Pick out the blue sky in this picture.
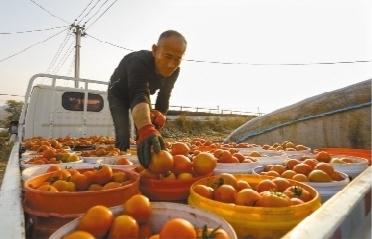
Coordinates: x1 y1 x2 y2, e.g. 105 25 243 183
1 0 371 114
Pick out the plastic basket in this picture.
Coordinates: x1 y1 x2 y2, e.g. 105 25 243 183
140 173 213 202
317 148 371 165
330 155 369 179
24 168 140 215
21 163 136 182
252 166 350 202
188 174 321 239
214 162 259 174
49 202 238 239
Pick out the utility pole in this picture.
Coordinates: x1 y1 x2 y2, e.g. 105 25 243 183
71 23 85 88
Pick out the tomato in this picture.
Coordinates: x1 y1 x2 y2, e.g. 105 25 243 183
213 173 238 189
283 186 312 202
63 230 95 239
255 179 277 192
235 188 262 206
108 215 139 239
256 191 291 207
124 194 152 224
159 218 197 239
214 184 237 203
51 180 76 192
271 177 291 192
149 150 174 174
193 184 214 199
71 172 89 191
92 165 113 185
78 205 113 238
196 226 230 239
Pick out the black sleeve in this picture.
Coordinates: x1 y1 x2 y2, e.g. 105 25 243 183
127 59 151 109
155 68 179 114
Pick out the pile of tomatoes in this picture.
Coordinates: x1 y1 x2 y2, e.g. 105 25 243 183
62 194 230 239
193 173 314 207
33 165 132 192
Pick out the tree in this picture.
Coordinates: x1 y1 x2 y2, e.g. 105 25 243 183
1 100 24 127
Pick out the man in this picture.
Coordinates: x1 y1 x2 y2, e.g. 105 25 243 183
107 30 187 167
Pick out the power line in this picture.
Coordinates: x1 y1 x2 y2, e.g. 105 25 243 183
85 0 119 30
86 33 134 51
183 58 372 66
84 0 111 25
0 25 68 35
46 32 73 73
77 0 102 25
85 34 372 66
75 0 96 21
28 0 70 24
0 28 67 63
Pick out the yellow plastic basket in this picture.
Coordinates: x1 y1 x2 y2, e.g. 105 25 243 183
188 174 321 239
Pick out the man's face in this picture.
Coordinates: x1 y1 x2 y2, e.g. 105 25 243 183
152 36 186 77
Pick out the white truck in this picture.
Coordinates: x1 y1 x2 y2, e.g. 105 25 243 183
0 74 370 238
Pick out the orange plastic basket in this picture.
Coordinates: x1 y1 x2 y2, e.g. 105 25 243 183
140 173 213 202
317 148 371 165
24 168 140 215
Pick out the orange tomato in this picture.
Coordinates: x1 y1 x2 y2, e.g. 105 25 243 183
256 191 291 207
235 188 262 206
270 165 286 175
214 184 237 203
232 152 245 163
88 184 103 191
172 155 193 174
112 171 128 183
51 180 76 192
192 152 217 176
149 150 174 174
36 184 58 192
271 177 291 192
193 184 214 199
292 173 309 182
124 194 152 224
314 162 335 176
290 197 304 205
159 218 197 239
255 179 277 192
236 180 251 191
286 159 300 170
78 205 113 238
92 165 113 185
283 186 312 202
63 230 95 239
103 181 122 190
196 226 230 239
46 164 62 173
293 163 312 176
315 151 331 163
302 158 319 169
214 173 238 189
71 172 89 191
281 170 297 179
108 215 139 239
171 142 190 156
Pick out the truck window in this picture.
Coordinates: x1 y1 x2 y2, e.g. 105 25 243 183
62 92 104 112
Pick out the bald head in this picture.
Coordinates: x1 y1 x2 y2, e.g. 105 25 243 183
157 30 187 46
152 30 187 77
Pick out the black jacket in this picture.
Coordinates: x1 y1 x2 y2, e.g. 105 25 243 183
108 50 179 114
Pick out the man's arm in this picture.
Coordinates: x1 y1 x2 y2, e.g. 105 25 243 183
132 102 152 129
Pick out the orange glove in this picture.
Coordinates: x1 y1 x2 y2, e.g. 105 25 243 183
150 110 166 129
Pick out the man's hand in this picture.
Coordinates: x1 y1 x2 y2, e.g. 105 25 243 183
150 110 166 129
136 124 166 168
